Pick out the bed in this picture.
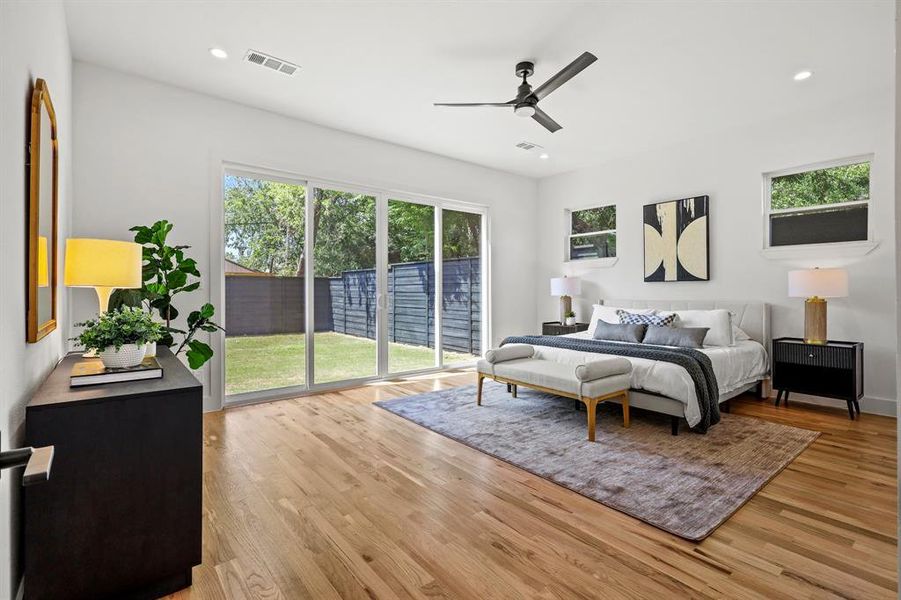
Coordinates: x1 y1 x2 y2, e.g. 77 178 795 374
529 299 771 434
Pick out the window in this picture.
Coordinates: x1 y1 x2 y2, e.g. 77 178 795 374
566 205 616 261
765 158 870 248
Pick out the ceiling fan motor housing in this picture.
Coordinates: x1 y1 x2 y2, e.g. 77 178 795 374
515 61 535 78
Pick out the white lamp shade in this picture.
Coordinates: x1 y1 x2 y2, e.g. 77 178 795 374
788 268 848 298
550 276 581 297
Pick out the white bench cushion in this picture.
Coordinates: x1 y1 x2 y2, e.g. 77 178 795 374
484 344 534 364
477 356 631 399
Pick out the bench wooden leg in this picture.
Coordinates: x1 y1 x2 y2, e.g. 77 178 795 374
585 398 598 442
476 374 484 406
621 391 630 428
511 384 517 398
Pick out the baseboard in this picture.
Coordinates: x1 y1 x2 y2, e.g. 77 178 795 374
766 392 896 417
203 394 219 412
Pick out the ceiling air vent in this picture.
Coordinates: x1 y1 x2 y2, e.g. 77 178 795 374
243 50 300 77
515 141 543 152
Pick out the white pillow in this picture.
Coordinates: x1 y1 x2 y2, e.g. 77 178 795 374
673 309 734 346
588 304 655 333
732 325 751 342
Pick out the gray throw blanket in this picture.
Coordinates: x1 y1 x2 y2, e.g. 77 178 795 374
501 335 720 433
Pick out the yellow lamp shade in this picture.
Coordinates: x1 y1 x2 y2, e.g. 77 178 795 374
37 235 49 287
64 238 142 288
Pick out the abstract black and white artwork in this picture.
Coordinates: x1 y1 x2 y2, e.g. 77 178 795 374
643 196 709 282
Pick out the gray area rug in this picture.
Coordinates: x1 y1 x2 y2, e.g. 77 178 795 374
375 381 819 541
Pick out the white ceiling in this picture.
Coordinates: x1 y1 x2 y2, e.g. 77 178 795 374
63 1 893 178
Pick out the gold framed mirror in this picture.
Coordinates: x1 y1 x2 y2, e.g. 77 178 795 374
27 78 59 343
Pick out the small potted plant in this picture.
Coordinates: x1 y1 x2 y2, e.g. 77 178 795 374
72 307 164 369
564 310 576 326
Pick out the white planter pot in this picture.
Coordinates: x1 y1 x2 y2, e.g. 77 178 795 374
98 343 147 369
145 341 157 358
565 317 576 326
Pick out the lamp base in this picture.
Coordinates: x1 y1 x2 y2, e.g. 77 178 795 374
803 297 827 345
559 295 572 325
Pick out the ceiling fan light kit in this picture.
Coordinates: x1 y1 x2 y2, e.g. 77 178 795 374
514 105 536 117
434 52 597 133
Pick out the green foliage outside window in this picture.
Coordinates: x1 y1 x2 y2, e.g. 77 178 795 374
571 205 615 234
770 162 869 210
225 176 481 277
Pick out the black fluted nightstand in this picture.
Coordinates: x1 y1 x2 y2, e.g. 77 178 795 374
542 321 590 335
772 337 864 420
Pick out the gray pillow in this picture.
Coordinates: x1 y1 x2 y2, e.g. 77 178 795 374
643 326 709 348
593 321 647 343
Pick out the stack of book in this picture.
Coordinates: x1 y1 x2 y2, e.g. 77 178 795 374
70 356 164 387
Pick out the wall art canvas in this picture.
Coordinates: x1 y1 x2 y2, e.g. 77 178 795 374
643 196 709 282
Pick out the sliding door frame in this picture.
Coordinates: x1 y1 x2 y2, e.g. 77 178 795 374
305 179 385 385
213 160 490 409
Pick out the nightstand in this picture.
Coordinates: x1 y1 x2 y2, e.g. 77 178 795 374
542 321 590 335
772 337 864 420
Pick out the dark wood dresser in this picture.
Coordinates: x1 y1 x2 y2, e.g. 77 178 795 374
24 348 202 600
772 337 864 419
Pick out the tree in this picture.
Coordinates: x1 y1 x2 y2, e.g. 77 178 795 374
225 176 483 276
771 162 869 210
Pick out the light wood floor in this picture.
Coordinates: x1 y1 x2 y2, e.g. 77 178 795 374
169 370 897 600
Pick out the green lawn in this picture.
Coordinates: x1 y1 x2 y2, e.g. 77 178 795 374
225 331 474 395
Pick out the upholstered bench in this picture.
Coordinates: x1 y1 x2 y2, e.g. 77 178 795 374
476 344 632 442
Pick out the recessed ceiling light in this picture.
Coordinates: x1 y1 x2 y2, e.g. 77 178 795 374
539 153 550 160
209 47 228 60
793 70 812 81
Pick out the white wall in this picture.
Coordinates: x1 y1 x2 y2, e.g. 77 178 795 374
71 62 538 408
536 91 896 415
0 1 73 597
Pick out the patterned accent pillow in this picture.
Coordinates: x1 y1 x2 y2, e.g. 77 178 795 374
617 309 676 327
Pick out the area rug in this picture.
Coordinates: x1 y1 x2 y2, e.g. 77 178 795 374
375 381 819 541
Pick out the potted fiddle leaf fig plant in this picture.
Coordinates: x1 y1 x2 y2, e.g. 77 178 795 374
110 220 223 369
72 307 163 369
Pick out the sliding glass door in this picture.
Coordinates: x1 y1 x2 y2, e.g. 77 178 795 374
311 186 378 384
223 173 307 396
222 169 487 403
387 199 436 373
441 208 483 365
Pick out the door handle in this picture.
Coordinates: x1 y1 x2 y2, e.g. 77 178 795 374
0 446 54 486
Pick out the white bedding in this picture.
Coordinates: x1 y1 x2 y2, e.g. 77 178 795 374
530 332 769 427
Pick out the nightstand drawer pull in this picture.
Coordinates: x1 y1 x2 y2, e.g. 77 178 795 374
774 343 853 369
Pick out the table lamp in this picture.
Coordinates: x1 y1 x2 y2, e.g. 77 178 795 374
64 238 143 314
550 276 581 325
788 268 848 345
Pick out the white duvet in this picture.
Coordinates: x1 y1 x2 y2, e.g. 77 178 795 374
530 332 769 427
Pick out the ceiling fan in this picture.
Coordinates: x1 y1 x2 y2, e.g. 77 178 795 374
434 51 597 133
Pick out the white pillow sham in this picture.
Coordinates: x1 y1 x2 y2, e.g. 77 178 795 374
673 309 734 346
588 304 655 332
732 324 751 342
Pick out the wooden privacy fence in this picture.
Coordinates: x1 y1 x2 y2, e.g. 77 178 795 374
225 257 480 355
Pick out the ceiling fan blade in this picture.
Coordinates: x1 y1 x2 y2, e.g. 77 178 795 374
531 52 597 101
532 107 562 133
433 102 513 107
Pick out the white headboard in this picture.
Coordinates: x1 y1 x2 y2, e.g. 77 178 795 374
601 299 771 349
